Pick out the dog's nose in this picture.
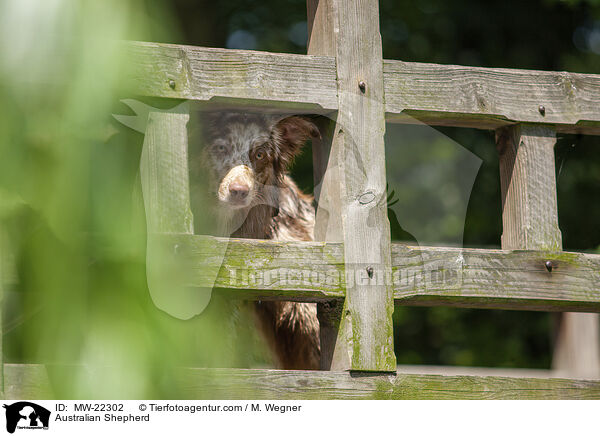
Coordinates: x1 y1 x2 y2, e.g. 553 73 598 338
229 183 249 200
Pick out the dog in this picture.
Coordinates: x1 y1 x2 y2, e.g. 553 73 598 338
192 112 321 370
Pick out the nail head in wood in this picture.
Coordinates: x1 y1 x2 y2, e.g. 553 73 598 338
358 80 366 93
169 79 176 90
367 266 374 279
545 260 553 272
538 105 546 116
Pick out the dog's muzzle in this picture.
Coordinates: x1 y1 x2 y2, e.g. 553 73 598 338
218 165 255 207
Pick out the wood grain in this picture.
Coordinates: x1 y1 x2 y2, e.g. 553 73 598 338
5 364 600 399
124 41 338 113
384 60 600 134
307 0 346 371
496 125 600 378
0 229 6 392
140 104 213 319
161 235 600 312
307 0 336 56
392 244 600 312
140 104 194 235
302 0 396 372
174 367 600 399
553 313 600 379
163 234 345 300
496 125 562 251
2 365 53 400
123 42 600 134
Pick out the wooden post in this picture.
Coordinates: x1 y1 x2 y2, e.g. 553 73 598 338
497 125 562 251
553 313 600 379
307 0 396 372
140 103 194 235
140 102 213 320
0 227 6 395
496 124 600 379
308 0 345 370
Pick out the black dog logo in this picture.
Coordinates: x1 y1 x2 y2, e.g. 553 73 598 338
3 402 50 433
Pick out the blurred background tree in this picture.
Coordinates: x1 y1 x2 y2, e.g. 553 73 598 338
0 0 599 400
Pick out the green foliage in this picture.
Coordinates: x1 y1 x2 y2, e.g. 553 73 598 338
0 0 272 398
393 306 553 368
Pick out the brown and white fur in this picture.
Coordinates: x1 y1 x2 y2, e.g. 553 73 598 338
195 112 321 370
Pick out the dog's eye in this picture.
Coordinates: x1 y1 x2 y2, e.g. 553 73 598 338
213 142 228 154
256 151 264 160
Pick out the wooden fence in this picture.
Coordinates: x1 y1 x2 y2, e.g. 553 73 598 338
2 0 600 399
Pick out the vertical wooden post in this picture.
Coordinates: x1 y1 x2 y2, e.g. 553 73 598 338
496 124 600 379
309 116 344 370
140 102 211 320
308 0 396 372
308 0 344 370
0 228 6 394
553 313 600 379
497 125 562 251
141 102 194 235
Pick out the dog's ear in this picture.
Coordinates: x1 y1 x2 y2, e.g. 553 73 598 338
272 116 320 168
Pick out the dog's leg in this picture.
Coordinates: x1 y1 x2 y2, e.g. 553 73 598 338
254 301 320 370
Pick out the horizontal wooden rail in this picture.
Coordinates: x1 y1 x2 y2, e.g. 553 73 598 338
176 368 600 399
125 41 600 134
392 245 600 312
4 364 600 399
153 234 345 300
158 234 600 312
124 41 338 113
384 60 600 134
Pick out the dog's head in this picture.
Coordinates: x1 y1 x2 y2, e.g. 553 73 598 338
201 113 319 210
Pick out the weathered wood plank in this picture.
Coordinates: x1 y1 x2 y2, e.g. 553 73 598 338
384 60 600 134
307 0 346 371
163 234 345 300
124 41 338 113
141 103 194 235
392 245 600 312
174 367 600 399
2 365 54 400
123 42 600 134
307 0 336 56
304 0 396 372
141 103 214 319
4 364 599 399
396 365 556 379
164 234 600 312
496 124 600 378
0 228 7 393
496 125 562 251
553 313 600 379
